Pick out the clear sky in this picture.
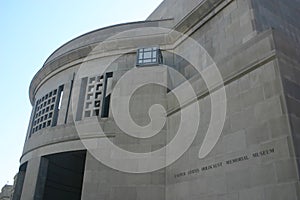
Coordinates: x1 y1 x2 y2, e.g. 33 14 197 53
0 0 163 188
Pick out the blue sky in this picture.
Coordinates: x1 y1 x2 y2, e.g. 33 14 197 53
0 0 163 187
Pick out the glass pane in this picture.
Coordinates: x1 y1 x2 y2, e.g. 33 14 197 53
152 51 157 58
144 52 152 59
139 53 144 59
144 48 152 51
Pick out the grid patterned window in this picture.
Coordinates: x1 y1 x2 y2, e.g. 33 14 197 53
83 72 113 118
84 75 104 118
136 47 163 66
31 86 63 134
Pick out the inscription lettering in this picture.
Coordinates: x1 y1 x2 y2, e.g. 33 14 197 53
226 156 249 165
253 148 275 158
174 147 275 179
201 162 222 171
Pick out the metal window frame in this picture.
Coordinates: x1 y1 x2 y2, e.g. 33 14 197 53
136 47 163 66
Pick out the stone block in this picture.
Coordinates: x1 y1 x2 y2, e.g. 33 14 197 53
254 96 283 122
239 187 265 200
275 159 298 183
250 163 276 187
230 106 256 132
222 130 247 153
263 79 282 99
268 115 290 138
264 183 298 200
240 86 264 109
226 168 251 192
245 122 270 146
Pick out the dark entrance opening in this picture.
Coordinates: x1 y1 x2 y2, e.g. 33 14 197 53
41 150 86 200
12 162 27 200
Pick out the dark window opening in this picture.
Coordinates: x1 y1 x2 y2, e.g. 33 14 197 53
101 72 113 118
96 84 102 91
84 110 91 118
95 92 101 99
95 101 101 107
101 94 111 118
93 109 100 116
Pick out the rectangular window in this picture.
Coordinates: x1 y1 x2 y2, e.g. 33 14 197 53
30 85 64 135
136 47 163 66
81 72 113 119
101 72 113 118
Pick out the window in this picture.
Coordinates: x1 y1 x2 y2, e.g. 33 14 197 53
136 47 163 66
82 72 113 118
30 85 64 135
101 72 113 118
83 75 104 118
58 91 63 109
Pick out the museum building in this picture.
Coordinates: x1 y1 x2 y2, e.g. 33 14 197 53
13 0 300 199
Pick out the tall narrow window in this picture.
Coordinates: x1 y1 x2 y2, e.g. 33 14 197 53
58 91 64 110
101 72 113 118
